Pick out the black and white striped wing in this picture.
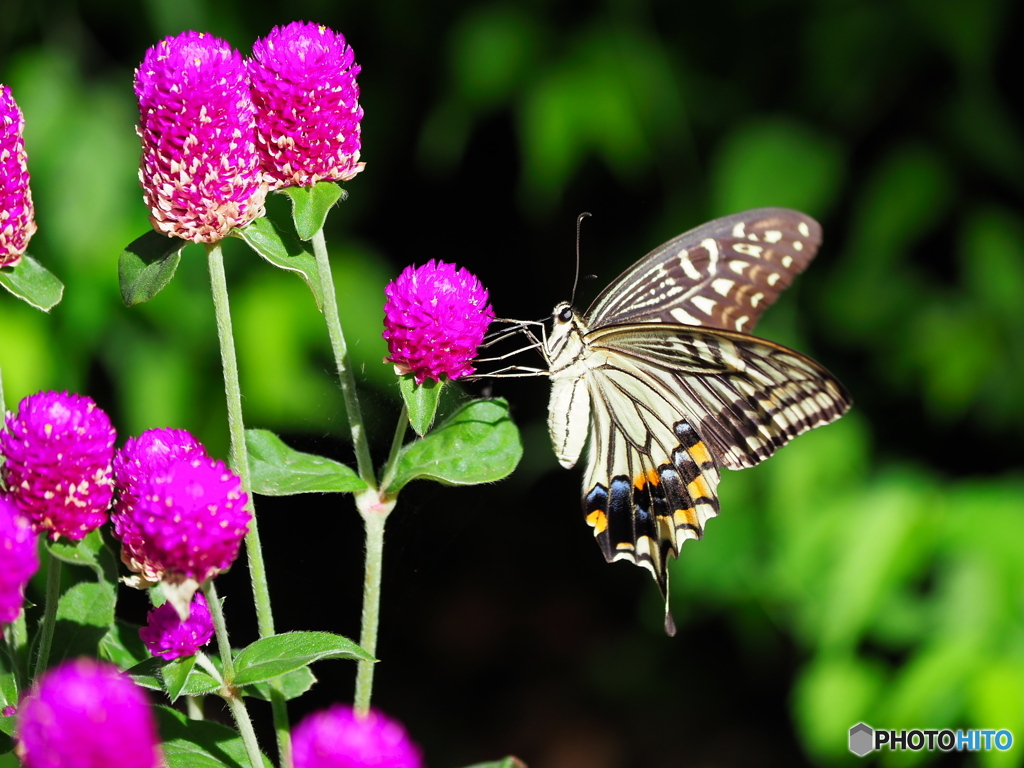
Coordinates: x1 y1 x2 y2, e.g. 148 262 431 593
580 323 850 609
586 208 822 333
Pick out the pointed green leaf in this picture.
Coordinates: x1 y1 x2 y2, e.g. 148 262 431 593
46 530 120 588
126 657 165 692
458 760 525 768
399 376 442 436
118 230 184 306
0 254 64 311
233 217 324 309
100 620 150 669
162 655 198 702
386 398 522 493
156 706 274 768
243 666 316 701
232 631 372 687
246 429 367 495
280 182 345 240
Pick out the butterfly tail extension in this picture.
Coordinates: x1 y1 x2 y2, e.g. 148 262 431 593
583 418 721 636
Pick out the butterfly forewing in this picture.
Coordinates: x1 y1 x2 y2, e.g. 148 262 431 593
586 208 822 333
588 323 852 470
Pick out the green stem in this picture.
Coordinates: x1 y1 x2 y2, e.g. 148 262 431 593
206 243 275 635
3 611 28 693
0 364 6 415
201 581 264 768
310 229 375 487
353 491 393 714
226 696 266 768
378 406 409 493
207 243 290 762
33 555 61 679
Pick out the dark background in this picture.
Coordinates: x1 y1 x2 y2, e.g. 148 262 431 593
3 0 1024 766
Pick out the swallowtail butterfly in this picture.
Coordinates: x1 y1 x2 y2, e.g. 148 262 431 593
542 208 851 634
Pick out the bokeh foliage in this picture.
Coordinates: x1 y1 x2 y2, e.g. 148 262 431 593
2 0 1022 766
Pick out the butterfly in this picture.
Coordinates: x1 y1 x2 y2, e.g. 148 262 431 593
540 208 851 635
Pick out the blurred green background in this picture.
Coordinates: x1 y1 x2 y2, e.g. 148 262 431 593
2 0 1023 766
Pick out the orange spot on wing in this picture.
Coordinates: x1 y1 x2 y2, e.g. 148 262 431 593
673 507 698 528
687 475 712 501
633 468 661 490
689 440 712 467
586 509 608 534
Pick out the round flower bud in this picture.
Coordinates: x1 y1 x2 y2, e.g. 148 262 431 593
135 31 267 243
0 391 116 540
139 591 214 660
292 706 423 768
249 22 364 189
122 455 250 584
112 428 206 583
0 495 39 624
15 658 162 768
382 260 494 384
0 84 37 266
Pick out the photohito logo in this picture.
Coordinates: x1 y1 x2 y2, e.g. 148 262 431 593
849 723 1013 756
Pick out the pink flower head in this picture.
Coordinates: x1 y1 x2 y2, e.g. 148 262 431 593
292 706 423 768
139 591 214 660
249 22 364 189
121 455 250 584
383 260 494 384
0 496 39 624
0 391 116 540
112 428 207 582
0 84 37 267
135 31 267 243
15 658 162 768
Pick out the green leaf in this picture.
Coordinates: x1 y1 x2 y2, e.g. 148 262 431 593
232 631 372 687
99 620 150 669
233 216 324 309
126 657 165 692
156 706 274 768
386 398 522 493
51 581 116 664
162 655 198 702
458 760 525 768
246 429 367 495
0 254 64 311
118 230 185 306
399 376 442 436
243 665 316 701
280 182 345 241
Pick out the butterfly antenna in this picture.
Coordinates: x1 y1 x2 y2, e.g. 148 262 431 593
570 212 591 306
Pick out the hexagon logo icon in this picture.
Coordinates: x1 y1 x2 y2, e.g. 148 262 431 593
849 723 874 756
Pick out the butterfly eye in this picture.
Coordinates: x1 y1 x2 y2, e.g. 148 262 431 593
558 306 573 323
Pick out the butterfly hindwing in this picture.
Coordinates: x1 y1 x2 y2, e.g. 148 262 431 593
587 208 822 333
581 349 723 595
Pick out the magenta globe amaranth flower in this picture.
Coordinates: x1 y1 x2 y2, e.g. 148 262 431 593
0 496 39 624
15 658 162 768
0 84 37 267
0 391 116 540
112 427 207 582
383 260 494 384
139 591 214 660
135 31 267 243
292 706 423 768
122 455 250 585
249 22 364 189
